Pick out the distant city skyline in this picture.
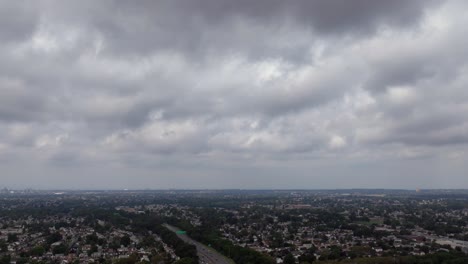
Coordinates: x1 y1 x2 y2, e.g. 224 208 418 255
1 0 468 189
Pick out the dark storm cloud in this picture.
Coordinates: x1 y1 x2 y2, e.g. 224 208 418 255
0 1 39 43
173 0 435 33
40 0 439 60
365 56 437 93
367 102 468 148
0 78 46 122
0 0 468 189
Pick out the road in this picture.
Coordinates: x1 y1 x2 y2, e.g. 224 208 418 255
163 224 233 264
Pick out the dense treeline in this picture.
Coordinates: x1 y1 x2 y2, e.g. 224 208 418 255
167 216 275 264
115 213 199 263
153 225 198 263
316 251 468 264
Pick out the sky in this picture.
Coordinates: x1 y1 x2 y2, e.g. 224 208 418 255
1 0 468 190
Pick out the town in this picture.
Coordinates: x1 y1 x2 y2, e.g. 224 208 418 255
0 189 468 264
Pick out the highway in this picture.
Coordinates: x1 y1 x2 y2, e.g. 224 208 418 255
163 224 233 264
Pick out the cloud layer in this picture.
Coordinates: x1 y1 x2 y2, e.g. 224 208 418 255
1 0 467 189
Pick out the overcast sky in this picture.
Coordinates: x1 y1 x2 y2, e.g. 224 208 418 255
1 0 468 189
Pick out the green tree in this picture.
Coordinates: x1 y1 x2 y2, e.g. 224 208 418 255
120 235 131 247
7 233 18 242
88 244 98 256
0 240 7 252
52 243 68 255
174 258 197 264
284 253 296 264
0 255 10 264
30 245 46 256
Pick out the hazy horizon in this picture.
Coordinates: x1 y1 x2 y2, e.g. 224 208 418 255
2 187 467 192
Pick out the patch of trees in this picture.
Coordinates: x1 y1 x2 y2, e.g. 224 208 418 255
153 225 198 263
168 216 275 264
122 213 198 262
314 251 468 264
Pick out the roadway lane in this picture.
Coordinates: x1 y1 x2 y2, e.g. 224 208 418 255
163 224 233 264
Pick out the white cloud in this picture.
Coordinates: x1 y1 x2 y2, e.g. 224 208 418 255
386 86 416 104
329 135 347 149
35 133 69 148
